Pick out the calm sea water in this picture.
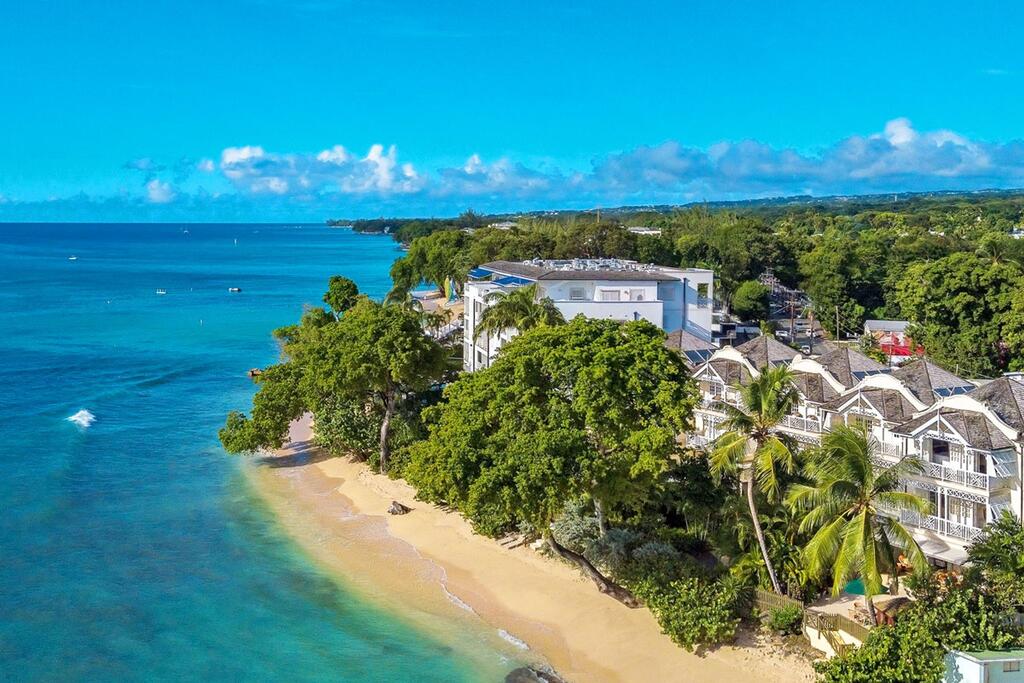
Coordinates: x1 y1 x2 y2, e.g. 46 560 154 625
0 224 507 682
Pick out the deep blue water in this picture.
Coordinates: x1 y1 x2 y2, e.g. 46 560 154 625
0 224 502 681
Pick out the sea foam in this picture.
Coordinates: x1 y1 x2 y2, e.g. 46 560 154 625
67 409 96 428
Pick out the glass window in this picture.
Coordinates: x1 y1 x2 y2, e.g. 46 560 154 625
629 288 644 301
569 287 585 301
1004 661 1021 673
599 290 621 302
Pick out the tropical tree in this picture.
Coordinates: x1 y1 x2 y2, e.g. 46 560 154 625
788 425 929 624
390 230 470 298
474 283 565 362
323 275 360 318
967 510 1024 611
406 318 697 605
709 365 799 594
220 290 448 474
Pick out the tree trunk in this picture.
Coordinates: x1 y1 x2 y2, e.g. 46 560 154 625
746 476 783 595
545 532 639 607
379 390 395 473
594 498 608 537
866 594 878 626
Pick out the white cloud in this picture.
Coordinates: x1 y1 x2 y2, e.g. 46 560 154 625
218 143 424 196
146 179 175 203
69 119 1024 220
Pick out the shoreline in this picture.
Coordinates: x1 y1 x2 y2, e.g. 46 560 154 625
248 416 816 682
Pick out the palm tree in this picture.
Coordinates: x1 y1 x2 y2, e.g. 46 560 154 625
710 365 799 594
787 425 929 624
474 284 564 357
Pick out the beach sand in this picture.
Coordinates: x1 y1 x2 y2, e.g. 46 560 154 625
248 416 817 683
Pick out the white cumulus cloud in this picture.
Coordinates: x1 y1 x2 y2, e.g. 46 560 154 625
145 179 175 203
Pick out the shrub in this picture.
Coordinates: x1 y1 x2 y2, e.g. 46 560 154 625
766 605 803 635
634 575 743 651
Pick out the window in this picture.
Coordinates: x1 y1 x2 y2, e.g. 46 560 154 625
629 288 644 302
473 300 483 317
931 439 950 464
696 283 710 308
569 287 585 301
599 290 621 302
1004 661 1021 673
476 350 486 365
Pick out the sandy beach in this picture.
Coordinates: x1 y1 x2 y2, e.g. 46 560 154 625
248 416 816 683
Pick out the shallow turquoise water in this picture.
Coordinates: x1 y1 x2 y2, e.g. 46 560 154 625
0 224 507 681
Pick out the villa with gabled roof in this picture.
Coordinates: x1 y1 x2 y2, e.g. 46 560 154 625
689 342 1024 566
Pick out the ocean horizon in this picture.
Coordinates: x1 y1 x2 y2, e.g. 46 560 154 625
0 223 516 681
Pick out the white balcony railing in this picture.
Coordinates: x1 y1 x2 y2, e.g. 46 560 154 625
877 505 983 543
877 441 901 458
916 460 1010 492
778 414 823 433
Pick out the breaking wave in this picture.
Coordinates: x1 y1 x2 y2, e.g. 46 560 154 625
67 409 96 428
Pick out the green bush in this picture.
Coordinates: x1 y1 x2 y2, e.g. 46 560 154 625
634 575 744 651
766 605 803 635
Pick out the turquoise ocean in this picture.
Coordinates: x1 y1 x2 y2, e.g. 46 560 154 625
0 223 513 681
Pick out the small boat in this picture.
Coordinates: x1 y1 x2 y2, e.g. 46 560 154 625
68 255 78 261
156 289 167 296
228 287 242 293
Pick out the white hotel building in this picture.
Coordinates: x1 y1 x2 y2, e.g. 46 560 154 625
463 259 715 371
689 335 1024 566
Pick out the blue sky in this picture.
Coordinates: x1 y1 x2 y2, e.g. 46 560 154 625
2 0 1023 221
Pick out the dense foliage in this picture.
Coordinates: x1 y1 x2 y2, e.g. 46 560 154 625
816 574 1024 682
219 282 450 472
405 317 698 603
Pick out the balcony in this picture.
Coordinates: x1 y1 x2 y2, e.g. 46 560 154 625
877 505 983 543
877 441 902 459
916 460 1011 492
778 414 823 434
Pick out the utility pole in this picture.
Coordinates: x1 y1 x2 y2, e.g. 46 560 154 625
835 305 840 341
789 298 796 342
808 306 816 351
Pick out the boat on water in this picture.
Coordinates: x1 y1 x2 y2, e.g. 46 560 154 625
228 287 242 293
156 289 167 295
68 255 78 261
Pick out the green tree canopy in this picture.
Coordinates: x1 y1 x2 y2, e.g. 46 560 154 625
893 252 1023 376
322 275 359 317
220 291 448 473
389 229 470 298
405 317 698 604
731 280 771 322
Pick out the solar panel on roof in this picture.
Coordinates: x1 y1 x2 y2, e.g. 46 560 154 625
493 275 533 286
934 386 973 398
684 350 713 365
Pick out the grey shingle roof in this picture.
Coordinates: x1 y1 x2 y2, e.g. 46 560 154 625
792 372 841 404
481 260 679 282
664 330 716 367
817 346 887 388
734 335 797 371
707 359 753 386
821 388 917 423
894 408 1014 450
971 376 1024 432
891 359 974 404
